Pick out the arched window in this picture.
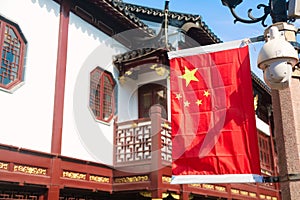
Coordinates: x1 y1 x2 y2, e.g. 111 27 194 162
0 15 27 91
89 67 115 122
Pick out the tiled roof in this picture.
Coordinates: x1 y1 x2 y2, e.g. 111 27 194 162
114 47 168 65
123 2 222 44
86 0 155 36
84 1 222 45
124 3 202 23
102 0 155 35
251 72 271 94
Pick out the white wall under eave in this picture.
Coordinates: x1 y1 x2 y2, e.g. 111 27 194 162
256 116 271 136
0 0 59 152
62 12 126 165
118 77 139 122
117 70 170 123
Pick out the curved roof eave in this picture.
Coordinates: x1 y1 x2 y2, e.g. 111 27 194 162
123 2 222 44
87 0 155 36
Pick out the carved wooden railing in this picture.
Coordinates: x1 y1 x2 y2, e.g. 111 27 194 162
115 105 172 166
161 119 172 163
115 119 152 164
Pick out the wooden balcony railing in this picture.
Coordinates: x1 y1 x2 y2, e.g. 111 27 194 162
161 119 172 163
115 119 152 164
114 105 172 166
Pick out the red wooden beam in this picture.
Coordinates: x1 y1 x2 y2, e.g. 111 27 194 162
0 171 50 186
113 182 151 192
0 149 51 168
60 160 113 176
60 178 112 192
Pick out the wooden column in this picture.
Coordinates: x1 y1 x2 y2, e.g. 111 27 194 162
48 0 71 199
180 185 190 200
149 105 163 200
47 156 62 200
51 0 71 154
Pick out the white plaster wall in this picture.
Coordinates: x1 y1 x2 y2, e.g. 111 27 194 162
0 0 59 152
256 116 270 136
117 77 139 122
61 12 127 165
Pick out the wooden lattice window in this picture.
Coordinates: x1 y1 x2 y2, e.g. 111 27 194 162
0 15 27 91
258 131 272 170
89 67 115 122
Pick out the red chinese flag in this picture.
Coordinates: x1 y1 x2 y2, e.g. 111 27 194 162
168 41 262 184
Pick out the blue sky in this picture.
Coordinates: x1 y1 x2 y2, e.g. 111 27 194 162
123 0 299 80
124 0 269 41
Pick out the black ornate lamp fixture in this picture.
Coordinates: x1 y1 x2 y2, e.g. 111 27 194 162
221 0 288 27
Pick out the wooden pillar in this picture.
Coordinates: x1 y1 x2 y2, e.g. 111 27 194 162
38 193 45 200
47 157 62 199
226 184 232 200
150 105 163 199
47 186 60 200
51 0 71 154
48 0 71 199
180 185 190 200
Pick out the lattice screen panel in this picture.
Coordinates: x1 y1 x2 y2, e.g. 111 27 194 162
161 122 172 162
116 121 152 163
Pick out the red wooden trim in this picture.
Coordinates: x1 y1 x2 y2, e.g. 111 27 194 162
61 160 113 176
49 1 71 199
113 182 151 192
0 150 51 168
116 118 151 126
60 178 112 192
51 0 71 155
0 171 50 186
0 22 5 63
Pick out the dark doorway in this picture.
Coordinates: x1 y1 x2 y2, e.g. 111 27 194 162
138 81 167 119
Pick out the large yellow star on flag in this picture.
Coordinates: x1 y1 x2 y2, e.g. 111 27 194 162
179 66 199 87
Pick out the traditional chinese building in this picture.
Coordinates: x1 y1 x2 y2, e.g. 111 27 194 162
0 0 280 199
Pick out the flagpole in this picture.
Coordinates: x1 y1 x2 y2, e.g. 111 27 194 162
164 0 169 49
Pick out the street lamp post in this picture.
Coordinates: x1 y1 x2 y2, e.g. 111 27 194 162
221 0 288 25
221 0 300 199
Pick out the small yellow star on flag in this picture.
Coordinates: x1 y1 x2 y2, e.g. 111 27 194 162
196 99 202 106
179 66 199 87
204 90 210 97
175 93 182 100
184 100 190 107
